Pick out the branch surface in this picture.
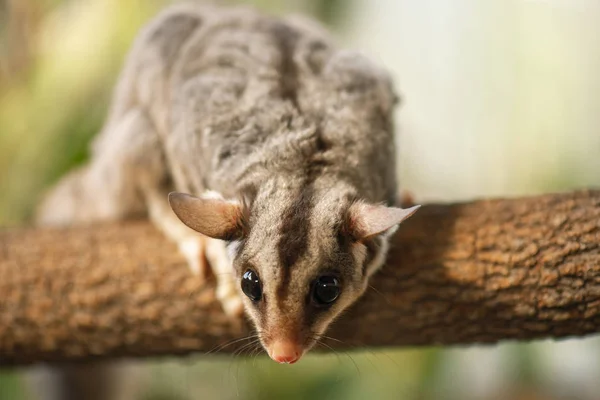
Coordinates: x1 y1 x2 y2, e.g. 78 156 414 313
1 190 599 366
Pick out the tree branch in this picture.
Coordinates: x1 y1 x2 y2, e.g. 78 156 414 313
1 190 599 366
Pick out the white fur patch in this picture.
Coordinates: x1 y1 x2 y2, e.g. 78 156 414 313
201 190 240 206
226 240 242 260
178 237 202 275
204 238 243 317
383 224 399 238
216 281 244 316
201 190 225 200
366 238 390 278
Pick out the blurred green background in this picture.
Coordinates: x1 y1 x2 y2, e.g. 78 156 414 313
2 0 600 399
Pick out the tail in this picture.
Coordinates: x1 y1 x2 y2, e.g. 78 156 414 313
35 160 146 227
35 167 94 226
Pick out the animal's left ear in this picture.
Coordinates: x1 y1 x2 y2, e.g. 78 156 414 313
346 202 420 241
168 192 248 241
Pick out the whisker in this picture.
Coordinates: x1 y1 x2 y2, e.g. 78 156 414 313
368 284 392 305
250 343 263 367
320 334 399 372
319 334 343 344
240 342 263 395
236 339 261 394
227 338 261 392
205 334 259 356
313 339 345 383
250 343 265 397
227 339 260 397
313 339 340 363
343 350 361 378
312 334 361 378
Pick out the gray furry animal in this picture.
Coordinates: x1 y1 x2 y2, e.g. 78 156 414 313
37 1 418 373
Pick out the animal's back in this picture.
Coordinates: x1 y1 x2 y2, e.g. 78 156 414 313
38 3 399 228
111 2 400 203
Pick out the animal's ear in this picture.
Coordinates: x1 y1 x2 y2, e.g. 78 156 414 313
345 202 420 241
168 192 248 241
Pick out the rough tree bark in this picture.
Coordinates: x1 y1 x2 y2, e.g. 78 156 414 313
1 190 599 366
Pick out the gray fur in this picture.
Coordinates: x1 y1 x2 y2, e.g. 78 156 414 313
33 3 416 397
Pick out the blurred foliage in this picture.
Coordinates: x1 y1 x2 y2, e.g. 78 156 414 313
0 371 25 400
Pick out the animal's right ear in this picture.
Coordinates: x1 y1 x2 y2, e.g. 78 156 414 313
345 202 420 242
168 192 248 241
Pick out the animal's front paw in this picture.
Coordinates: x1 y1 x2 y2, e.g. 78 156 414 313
181 235 243 317
178 236 209 280
216 280 244 317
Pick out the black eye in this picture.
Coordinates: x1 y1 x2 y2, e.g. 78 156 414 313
312 276 340 306
241 270 262 302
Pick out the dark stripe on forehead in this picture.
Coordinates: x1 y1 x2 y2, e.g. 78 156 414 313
274 126 333 303
276 181 315 300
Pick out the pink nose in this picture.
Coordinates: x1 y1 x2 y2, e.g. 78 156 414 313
268 340 303 364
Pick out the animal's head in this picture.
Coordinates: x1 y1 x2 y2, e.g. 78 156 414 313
169 186 418 364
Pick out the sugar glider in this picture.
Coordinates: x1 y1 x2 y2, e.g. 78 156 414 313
37 2 419 368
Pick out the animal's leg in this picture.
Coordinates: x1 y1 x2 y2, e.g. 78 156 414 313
146 187 246 315
205 238 244 317
144 187 212 280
